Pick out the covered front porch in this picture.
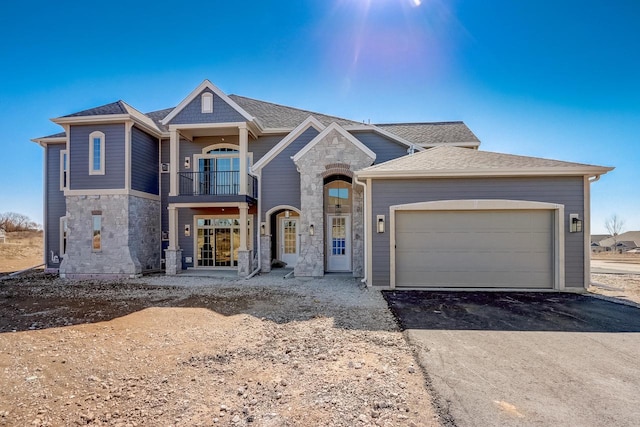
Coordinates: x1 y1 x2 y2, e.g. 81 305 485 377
165 202 257 277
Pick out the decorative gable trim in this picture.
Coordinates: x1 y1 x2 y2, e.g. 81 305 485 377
291 122 377 163
160 80 255 125
252 116 325 171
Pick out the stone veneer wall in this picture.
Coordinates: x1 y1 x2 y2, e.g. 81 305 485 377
128 195 161 271
60 194 160 278
293 128 374 277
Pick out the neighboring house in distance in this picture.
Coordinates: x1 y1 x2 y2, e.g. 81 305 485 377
598 231 640 253
591 234 611 253
32 80 613 291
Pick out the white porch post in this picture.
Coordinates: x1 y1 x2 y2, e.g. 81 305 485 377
239 124 248 196
237 203 251 276
239 203 248 251
165 205 182 275
169 128 179 196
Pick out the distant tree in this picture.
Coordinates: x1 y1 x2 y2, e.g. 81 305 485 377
0 212 41 232
605 214 626 253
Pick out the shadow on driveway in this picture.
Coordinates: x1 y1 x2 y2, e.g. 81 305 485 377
383 291 640 332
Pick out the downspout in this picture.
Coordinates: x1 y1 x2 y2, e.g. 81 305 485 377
353 174 367 285
246 170 261 279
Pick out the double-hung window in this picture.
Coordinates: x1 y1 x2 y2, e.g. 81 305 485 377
89 131 105 175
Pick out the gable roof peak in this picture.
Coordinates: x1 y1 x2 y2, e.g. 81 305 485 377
160 80 255 126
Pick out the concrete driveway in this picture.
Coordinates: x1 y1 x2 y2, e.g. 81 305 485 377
383 291 640 427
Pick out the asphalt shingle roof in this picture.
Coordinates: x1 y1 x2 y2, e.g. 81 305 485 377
375 122 480 146
360 145 609 174
63 101 129 117
228 95 360 128
598 231 640 248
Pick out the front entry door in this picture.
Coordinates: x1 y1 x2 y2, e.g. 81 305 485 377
326 214 351 272
280 218 298 267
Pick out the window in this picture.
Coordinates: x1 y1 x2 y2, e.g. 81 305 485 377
59 216 68 256
89 131 105 175
92 213 102 251
60 149 68 190
201 92 213 113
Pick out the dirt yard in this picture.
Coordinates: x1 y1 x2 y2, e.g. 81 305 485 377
0 274 440 427
0 231 44 274
591 252 640 264
590 273 640 306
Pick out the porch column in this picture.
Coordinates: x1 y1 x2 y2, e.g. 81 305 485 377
169 128 179 196
239 203 248 251
237 203 251 276
239 124 248 196
165 205 182 275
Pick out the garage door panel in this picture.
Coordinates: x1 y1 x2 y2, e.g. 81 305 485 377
397 270 552 288
395 210 553 289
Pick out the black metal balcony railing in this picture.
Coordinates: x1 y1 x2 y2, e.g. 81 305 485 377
178 171 258 198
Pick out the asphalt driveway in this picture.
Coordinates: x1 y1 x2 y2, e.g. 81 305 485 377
383 291 640 427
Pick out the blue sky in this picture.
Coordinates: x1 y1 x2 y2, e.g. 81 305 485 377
0 0 637 234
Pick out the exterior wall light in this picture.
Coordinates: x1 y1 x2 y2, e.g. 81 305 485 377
184 224 191 237
377 215 385 233
260 222 266 235
285 210 290 218
309 224 315 236
569 214 583 233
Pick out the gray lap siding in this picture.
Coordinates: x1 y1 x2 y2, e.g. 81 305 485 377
69 124 125 190
131 127 159 195
370 177 585 288
45 144 67 268
260 127 319 217
351 131 409 164
168 90 246 125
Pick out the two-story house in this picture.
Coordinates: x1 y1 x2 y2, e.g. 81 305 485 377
33 80 612 291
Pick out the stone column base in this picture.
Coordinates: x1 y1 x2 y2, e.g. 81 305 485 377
165 249 183 275
260 235 272 273
238 250 253 277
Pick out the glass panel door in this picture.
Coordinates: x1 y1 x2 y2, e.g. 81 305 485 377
197 228 214 267
215 228 232 267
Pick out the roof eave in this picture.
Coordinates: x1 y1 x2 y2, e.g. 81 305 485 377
51 114 163 137
30 136 67 146
356 167 614 179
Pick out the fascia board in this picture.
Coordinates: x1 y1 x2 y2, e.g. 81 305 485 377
52 114 131 125
356 167 614 179
52 114 162 137
31 137 66 146
160 79 255 125
253 116 326 171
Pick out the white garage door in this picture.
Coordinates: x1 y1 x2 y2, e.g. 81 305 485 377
395 210 554 289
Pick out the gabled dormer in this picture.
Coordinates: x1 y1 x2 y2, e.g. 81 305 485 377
161 80 257 129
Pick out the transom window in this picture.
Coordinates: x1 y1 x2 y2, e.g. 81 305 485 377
88 131 105 175
324 179 352 215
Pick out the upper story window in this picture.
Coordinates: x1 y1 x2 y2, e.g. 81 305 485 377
89 131 105 175
60 149 68 190
201 92 213 113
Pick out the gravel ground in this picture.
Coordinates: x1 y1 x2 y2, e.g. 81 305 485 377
590 272 640 306
0 272 440 427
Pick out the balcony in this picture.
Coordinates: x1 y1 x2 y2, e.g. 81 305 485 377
170 171 258 202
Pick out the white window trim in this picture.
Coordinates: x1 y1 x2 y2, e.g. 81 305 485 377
192 214 254 269
59 216 68 256
89 131 105 175
201 92 213 113
194 144 253 172
60 149 68 191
